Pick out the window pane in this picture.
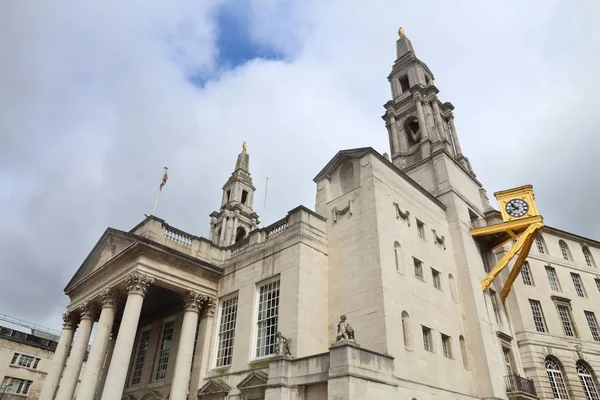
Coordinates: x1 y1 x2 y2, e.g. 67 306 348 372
256 279 280 358
545 358 569 399
546 267 561 292
585 311 600 342
521 262 533 286
154 320 175 380
529 300 547 333
130 329 151 385
557 306 575 337
571 273 586 297
216 295 239 367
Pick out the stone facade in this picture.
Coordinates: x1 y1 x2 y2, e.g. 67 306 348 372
38 32 600 400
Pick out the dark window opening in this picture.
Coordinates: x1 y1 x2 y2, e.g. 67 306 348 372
235 227 247 243
425 75 431 86
403 116 421 146
399 75 410 92
226 190 231 202
241 190 248 204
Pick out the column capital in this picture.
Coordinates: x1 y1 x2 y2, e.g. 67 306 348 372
201 296 216 318
100 288 118 309
79 300 96 321
125 272 154 296
183 291 202 313
62 312 76 329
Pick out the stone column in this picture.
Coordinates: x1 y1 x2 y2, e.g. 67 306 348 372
77 289 117 399
189 299 216 400
170 292 205 400
387 113 400 154
218 219 226 245
414 93 429 141
100 272 154 400
95 324 118 400
232 214 239 242
448 115 464 156
431 100 448 142
39 312 76 400
55 302 95 400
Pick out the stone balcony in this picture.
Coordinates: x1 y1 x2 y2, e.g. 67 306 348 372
505 374 538 400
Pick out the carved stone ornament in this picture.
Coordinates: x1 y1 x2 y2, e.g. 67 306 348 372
335 314 356 343
62 312 76 329
575 344 584 360
79 300 96 320
393 202 411 225
125 272 154 296
100 288 117 309
432 229 447 250
200 296 216 317
332 201 352 223
276 331 292 356
183 291 203 313
98 237 118 266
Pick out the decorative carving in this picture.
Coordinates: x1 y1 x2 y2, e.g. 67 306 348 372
200 296 216 317
393 202 411 225
79 300 95 320
335 315 356 343
431 229 447 250
98 237 118 266
100 288 117 309
125 272 154 296
62 312 76 329
332 201 352 223
575 344 584 360
413 92 422 101
398 27 405 37
276 331 292 356
183 291 202 313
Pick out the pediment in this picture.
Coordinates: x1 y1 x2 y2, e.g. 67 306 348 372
198 378 231 395
237 370 268 390
65 228 136 290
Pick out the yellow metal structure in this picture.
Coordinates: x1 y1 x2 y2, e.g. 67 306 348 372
470 185 544 301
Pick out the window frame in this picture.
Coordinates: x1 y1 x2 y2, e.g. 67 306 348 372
489 289 502 324
556 304 577 337
413 257 424 281
529 299 548 333
582 246 596 268
576 361 600 400
545 357 570 399
571 272 587 297
215 292 239 368
9 353 41 370
559 240 572 261
441 334 453 359
520 261 534 286
254 275 281 359
535 236 547 254
416 219 426 240
422 326 433 352
584 311 600 342
129 326 152 386
1 377 33 395
153 317 176 382
546 265 562 292
431 268 441 290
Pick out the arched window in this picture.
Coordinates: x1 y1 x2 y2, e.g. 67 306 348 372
394 242 403 273
545 357 570 399
401 311 411 349
576 361 599 400
535 235 547 254
235 227 247 243
583 247 596 268
559 240 572 261
449 273 458 302
340 161 355 194
459 336 469 370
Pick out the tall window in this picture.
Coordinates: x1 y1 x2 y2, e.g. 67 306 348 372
535 236 547 254
571 273 586 297
441 334 452 358
401 311 411 349
576 361 600 400
413 257 424 280
585 311 600 342
154 320 175 381
489 289 502 324
559 240 572 261
130 329 151 385
0 377 32 395
422 326 433 352
432 268 441 290
521 261 534 286
10 353 41 369
256 278 280 358
546 266 561 292
416 219 426 239
503 347 514 375
557 305 576 337
216 295 239 367
596 279 600 294
583 247 596 268
394 241 403 273
459 336 469 370
529 299 548 333
546 357 570 399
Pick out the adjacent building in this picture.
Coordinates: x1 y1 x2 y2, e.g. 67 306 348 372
37 31 600 400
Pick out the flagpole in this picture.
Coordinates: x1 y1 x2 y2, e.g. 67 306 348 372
152 167 168 216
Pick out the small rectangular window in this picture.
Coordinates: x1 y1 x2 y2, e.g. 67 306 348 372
130 329 151 386
584 311 600 342
529 299 547 333
571 273 586 297
557 305 576 337
416 220 426 239
520 261 534 286
413 258 424 280
154 320 175 381
432 268 441 290
10 353 19 365
422 326 433 352
545 266 561 292
503 347 514 375
226 190 231 202
256 278 280 358
441 334 452 358
216 295 239 367
489 289 502 324
241 190 248 204
399 75 410 92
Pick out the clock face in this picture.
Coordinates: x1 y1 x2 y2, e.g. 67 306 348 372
505 198 529 218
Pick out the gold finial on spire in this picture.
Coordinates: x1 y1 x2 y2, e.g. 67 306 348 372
398 27 405 37
242 141 247 152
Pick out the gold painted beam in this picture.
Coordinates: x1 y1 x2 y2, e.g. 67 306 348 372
470 216 543 237
500 226 540 301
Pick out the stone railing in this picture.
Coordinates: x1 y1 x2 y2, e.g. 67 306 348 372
164 227 193 248
266 217 288 240
230 237 250 256
470 215 503 230
505 374 537 397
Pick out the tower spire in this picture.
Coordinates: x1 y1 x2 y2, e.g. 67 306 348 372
208 143 259 247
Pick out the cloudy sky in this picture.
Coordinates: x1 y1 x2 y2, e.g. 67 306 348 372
1 1 599 331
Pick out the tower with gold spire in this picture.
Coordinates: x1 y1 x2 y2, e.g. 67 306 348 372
209 143 259 246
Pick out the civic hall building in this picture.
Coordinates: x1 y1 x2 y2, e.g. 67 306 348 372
38 32 600 400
